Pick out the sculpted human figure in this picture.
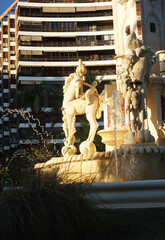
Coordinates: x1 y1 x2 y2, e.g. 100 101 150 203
130 88 141 133
115 1 156 143
125 81 145 133
125 82 132 131
76 59 87 95
118 31 155 135
85 81 99 105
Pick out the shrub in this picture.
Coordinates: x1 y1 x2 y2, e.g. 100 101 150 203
0 171 107 240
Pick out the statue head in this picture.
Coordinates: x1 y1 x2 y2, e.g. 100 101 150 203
76 59 87 76
92 81 97 87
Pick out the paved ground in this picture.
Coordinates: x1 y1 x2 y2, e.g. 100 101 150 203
102 208 165 240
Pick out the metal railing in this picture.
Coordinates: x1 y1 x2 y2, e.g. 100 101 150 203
19 69 116 77
20 40 114 47
20 54 114 62
54 0 111 2
19 0 111 3
19 10 112 18
19 25 113 32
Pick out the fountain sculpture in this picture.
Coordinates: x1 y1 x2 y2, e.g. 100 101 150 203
61 59 104 156
35 0 165 183
35 54 165 183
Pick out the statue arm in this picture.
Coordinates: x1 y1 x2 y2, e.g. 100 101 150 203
82 82 93 88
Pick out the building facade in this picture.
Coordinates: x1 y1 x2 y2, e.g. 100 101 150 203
0 0 116 155
0 0 164 155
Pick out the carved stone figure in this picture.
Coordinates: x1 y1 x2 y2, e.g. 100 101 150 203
125 83 132 131
61 60 104 156
117 32 155 135
125 81 145 133
124 80 147 144
85 81 99 105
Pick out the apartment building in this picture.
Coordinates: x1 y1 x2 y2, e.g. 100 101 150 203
0 0 116 155
0 0 165 155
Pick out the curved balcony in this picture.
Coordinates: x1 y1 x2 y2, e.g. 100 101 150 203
19 54 115 62
18 45 115 51
18 1 112 7
18 15 113 23
19 9 112 18
18 75 116 83
44 0 111 3
19 67 116 77
19 25 113 32
18 30 114 37
20 40 114 47
18 60 116 67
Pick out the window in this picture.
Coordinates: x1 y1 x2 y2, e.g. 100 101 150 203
150 22 156 32
10 20 15 28
4 136 9 143
11 138 17 143
10 33 15 37
3 80 9 88
4 125 9 131
3 95 9 102
103 35 114 41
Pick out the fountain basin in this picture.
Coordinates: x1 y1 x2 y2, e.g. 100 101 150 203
35 145 165 183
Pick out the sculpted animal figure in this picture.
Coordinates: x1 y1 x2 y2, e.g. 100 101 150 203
61 61 103 156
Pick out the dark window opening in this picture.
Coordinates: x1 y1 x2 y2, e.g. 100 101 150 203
150 22 156 32
161 96 165 121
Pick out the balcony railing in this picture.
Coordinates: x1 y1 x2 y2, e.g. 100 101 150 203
20 54 114 62
19 0 111 3
19 68 116 77
19 25 113 32
19 10 112 18
20 40 114 47
53 0 111 2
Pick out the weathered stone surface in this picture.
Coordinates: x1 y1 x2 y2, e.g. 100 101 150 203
34 146 165 183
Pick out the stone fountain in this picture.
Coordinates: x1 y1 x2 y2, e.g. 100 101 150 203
35 54 165 183
35 1 165 184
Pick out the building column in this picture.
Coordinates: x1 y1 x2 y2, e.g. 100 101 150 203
148 75 164 145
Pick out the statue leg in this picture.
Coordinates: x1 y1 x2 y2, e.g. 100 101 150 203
79 112 98 154
139 110 144 130
62 113 77 156
62 113 69 138
126 109 131 131
67 114 76 146
130 109 137 133
86 113 99 143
